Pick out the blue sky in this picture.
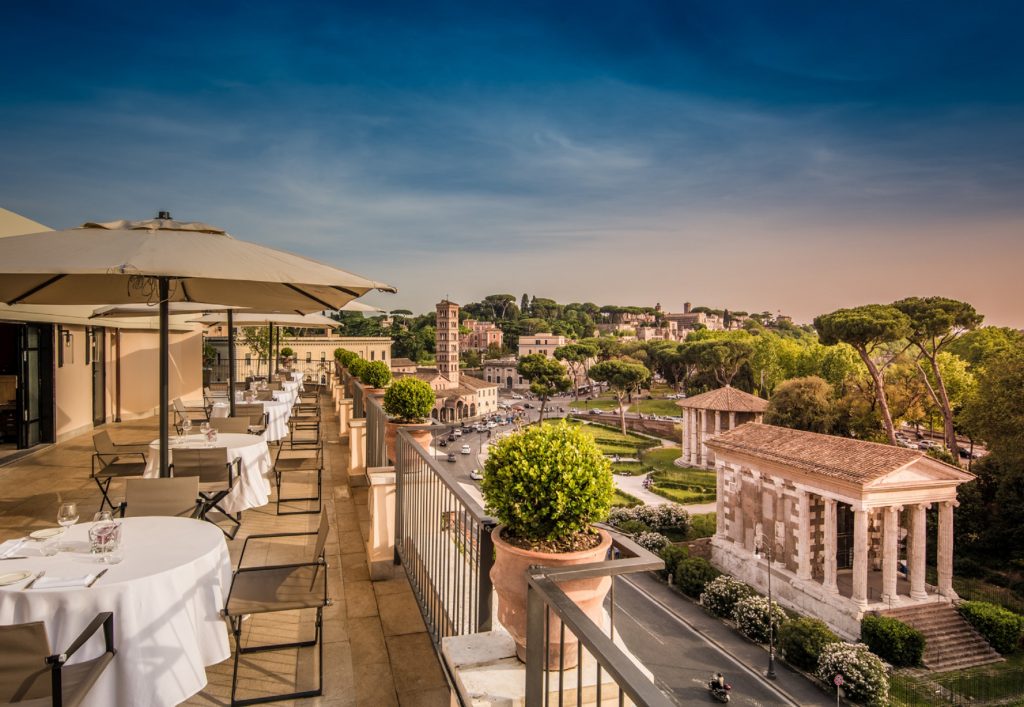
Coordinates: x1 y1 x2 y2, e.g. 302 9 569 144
3 1 1023 325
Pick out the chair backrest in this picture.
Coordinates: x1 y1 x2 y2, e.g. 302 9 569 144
93 429 115 455
313 512 330 562
234 404 266 427
170 447 233 486
268 381 283 390
210 417 251 434
123 477 200 518
256 390 274 401
172 397 186 414
209 382 228 392
0 622 51 702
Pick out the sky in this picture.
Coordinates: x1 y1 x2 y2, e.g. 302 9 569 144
2 1 1023 326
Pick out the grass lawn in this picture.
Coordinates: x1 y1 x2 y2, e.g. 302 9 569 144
611 489 642 507
892 652 1024 706
612 461 646 476
646 453 717 504
629 398 683 417
551 418 660 456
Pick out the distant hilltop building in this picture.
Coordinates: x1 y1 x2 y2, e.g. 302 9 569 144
391 300 498 423
460 319 503 353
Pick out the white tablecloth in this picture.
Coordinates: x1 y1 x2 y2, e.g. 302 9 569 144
145 433 273 513
0 517 231 707
211 399 292 442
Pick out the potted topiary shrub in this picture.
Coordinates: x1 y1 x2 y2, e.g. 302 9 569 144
481 421 615 669
279 346 295 366
382 377 435 462
359 360 393 408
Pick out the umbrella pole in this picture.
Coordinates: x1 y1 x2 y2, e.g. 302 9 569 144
228 310 237 417
159 277 170 478
268 323 274 376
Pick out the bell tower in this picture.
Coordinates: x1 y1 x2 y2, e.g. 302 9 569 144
435 300 460 385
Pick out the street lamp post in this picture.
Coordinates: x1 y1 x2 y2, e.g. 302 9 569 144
755 534 779 680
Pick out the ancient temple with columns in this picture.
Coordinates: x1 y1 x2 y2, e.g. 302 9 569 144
677 385 768 468
706 423 975 639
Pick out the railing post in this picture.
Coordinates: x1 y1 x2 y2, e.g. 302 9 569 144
477 522 496 632
366 465 397 580
525 580 546 707
348 419 367 485
338 398 353 438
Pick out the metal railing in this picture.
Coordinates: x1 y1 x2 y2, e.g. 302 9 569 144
366 394 389 468
525 529 674 707
351 378 366 419
395 429 496 644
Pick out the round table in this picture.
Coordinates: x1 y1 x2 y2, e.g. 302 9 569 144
212 399 292 442
0 517 231 707
144 433 273 513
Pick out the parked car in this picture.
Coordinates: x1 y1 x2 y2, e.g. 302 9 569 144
455 428 466 436
469 469 483 481
447 434 456 442
460 444 472 455
523 403 533 409
589 409 602 415
447 453 456 462
439 439 448 447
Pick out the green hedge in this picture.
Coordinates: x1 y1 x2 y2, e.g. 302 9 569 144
674 557 719 598
959 601 1024 654
861 615 925 667
658 544 689 580
778 617 840 672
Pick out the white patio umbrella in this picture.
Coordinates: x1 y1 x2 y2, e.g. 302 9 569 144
89 302 244 318
0 214 395 475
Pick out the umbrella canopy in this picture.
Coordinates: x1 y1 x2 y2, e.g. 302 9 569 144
0 214 395 476
90 302 242 319
0 216 395 312
190 312 340 328
340 300 385 313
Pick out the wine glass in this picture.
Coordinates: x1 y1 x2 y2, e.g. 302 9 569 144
182 417 193 437
58 502 79 530
200 421 211 436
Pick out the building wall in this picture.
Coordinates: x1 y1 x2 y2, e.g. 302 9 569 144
517 333 567 358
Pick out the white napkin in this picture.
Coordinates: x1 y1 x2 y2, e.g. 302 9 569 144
0 538 25 558
34 574 99 589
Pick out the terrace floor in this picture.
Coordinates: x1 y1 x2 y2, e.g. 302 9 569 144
0 396 450 706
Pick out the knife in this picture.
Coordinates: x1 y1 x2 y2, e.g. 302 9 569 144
86 569 108 588
0 556 28 560
23 570 45 589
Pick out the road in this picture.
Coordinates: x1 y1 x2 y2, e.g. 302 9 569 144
611 578 809 706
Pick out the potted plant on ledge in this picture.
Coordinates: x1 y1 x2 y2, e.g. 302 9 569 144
359 360 393 407
382 377 436 463
278 346 295 367
481 421 615 669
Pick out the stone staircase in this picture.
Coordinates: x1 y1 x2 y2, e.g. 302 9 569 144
880 603 1003 672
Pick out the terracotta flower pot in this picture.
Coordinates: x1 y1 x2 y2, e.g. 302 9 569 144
490 525 612 669
362 387 386 411
384 420 433 464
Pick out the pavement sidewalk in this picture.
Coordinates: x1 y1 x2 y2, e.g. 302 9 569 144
624 572 834 706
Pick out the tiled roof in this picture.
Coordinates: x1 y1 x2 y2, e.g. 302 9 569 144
677 386 769 413
706 423 933 485
459 375 497 390
390 358 417 368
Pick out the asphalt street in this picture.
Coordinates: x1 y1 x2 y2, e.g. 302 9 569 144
611 578 814 706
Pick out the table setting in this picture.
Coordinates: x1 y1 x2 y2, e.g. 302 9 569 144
143 431 273 512
0 505 232 706
211 395 293 441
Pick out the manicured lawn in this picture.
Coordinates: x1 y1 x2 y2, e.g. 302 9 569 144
646 453 717 504
892 652 1024 706
611 489 642 507
612 461 646 476
629 398 683 417
550 419 660 456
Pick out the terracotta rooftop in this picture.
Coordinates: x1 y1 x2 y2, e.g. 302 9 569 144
389 357 417 368
705 423 966 485
676 386 769 413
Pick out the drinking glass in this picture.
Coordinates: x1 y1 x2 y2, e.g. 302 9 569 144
200 421 211 436
182 417 193 436
57 502 79 530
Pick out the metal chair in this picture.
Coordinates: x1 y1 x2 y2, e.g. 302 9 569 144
91 431 148 513
210 417 252 435
234 404 268 436
169 448 241 539
273 440 323 516
172 397 209 429
119 477 200 518
224 514 331 706
0 613 116 707
255 390 275 401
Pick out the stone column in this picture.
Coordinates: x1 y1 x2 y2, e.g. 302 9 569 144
853 508 869 606
728 411 736 431
882 506 901 603
715 466 726 538
938 501 956 598
823 498 838 594
698 409 706 467
348 418 367 484
797 490 812 580
366 466 397 580
714 410 722 435
909 504 928 599
683 409 691 464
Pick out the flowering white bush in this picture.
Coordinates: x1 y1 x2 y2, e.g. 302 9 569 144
699 575 753 618
733 595 787 644
635 531 670 553
816 642 889 706
608 503 689 532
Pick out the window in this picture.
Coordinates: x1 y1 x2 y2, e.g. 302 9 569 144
381 350 386 360
306 352 312 363
245 354 252 365
321 351 326 360
370 351 375 360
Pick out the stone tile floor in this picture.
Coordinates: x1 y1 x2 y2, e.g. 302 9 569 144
0 397 450 707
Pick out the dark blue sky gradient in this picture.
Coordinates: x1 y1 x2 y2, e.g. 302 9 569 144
2 1 1022 323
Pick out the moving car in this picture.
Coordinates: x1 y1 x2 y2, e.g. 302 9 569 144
460 444 472 455
469 469 483 481
439 439 447 447
447 452 456 462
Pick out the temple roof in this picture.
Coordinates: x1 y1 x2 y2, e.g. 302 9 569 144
706 423 973 486
676 385 768 413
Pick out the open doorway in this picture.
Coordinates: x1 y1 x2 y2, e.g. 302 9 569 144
0 322 55 463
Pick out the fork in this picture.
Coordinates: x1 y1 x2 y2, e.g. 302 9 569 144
23 570 45 590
